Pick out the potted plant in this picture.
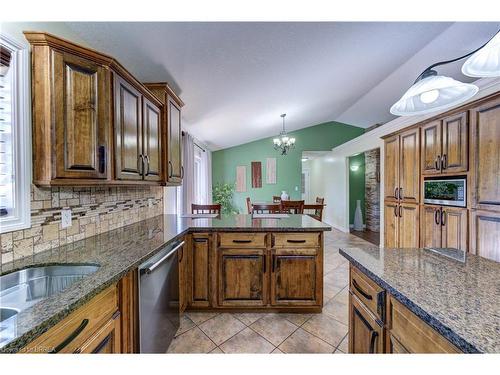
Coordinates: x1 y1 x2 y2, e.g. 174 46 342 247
213 183 238 214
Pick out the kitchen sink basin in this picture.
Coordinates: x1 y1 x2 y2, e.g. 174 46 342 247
0 264 100 313
0 307 18 323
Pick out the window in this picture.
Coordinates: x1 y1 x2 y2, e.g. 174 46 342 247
0 34 31 233
193 145 204 204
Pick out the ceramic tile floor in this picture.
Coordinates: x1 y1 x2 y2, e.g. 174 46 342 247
167 228 376 354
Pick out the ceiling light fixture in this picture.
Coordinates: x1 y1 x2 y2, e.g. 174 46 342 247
273 113 295 155
391 29 499 117
462 31 500 77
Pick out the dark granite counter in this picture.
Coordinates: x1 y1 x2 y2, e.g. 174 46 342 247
339 247 500 353
0 214 330 352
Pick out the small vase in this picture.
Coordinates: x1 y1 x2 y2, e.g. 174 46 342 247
280 191 289 201
354 199 364 231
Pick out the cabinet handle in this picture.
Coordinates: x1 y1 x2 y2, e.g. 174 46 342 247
181 166 184 179
287 239 306 243
168 161 173 178
394 187 399 199
441 154 447 170
394 205 397 217
441 209 446 226
399 187 403 200
138 154 145 176
232 239 252 243
178 245 184 263
352 279 373 300
145 155 150 176
193 237 208 243
398 205 402 218
49 319 89 353
434 209 440 225
98 146 106 174
369 330 379 353
435 155 440 170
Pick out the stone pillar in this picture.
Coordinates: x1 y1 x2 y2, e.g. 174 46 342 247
364 149 380 232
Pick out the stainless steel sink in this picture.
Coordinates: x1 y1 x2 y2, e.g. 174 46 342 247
0 264 100 314
0 307 18 322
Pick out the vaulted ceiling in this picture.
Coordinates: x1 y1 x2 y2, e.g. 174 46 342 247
63 22 499 150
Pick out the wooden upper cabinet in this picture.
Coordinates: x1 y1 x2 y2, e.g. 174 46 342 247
441 112 468 174
399 128 420 204
167 96 183 184
348 293 383 353
469 210 500 262
421 120 441 175
470 96 500 212
142 97 162 181
384 135 399 201
114 75 143 180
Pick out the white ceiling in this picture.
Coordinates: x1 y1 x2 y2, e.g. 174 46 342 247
63 22 499 150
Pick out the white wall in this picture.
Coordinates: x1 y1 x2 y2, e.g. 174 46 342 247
310 77 500 246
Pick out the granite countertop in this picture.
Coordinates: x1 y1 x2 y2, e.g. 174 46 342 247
0 214 330 352
339 247 500 353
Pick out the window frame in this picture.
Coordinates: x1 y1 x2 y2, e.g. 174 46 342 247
0 33 31 234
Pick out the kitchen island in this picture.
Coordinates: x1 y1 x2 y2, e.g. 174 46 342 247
0 214 330 353
339 246 500 354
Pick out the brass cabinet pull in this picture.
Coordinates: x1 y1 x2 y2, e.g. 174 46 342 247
49 319 89 353
352 279 373 300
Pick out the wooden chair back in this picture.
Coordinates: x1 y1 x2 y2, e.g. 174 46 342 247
305 204 324 221
316 197 324 205
246 197 252 214
252 203 280 214
280 200 304 214
272 196 282 203
191 204 221 214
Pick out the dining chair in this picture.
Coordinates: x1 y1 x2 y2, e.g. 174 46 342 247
191 204 221 214
272 196 282 203
305 204 324 221
252 203 281 214
316 197 325 205
246 197 252 214
280 200 304 214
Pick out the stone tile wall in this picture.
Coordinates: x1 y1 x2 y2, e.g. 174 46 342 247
364 149 380 232
0 185 163 265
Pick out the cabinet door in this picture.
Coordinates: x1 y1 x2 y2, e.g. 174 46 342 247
384 135 400 201
78 313 121 353
399 128 420 204
190 235 210 307
470 96 500 212
178 242 188 313
271 248 321 306
53 51 109 179
383 201 399 247
142 97 162 181
388 333 410 353
421 120 442 176
470 210 500 262
167 96 183 184
441 207 467 251
420 205 441 249
442 111 468 174
348 293 383 353
398 203 419 248
114 75 143 180
218 249 267 306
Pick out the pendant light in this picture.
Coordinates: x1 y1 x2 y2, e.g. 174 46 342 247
462 32 500 77
391 29 499 117
273 114 296 155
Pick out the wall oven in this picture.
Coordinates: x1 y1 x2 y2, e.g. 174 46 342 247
423 178 466 207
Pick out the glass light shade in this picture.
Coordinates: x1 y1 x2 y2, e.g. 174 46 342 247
273 138 280 145
289 137 296 144
350 165 359 171
390 75 478 116
462 33 500 77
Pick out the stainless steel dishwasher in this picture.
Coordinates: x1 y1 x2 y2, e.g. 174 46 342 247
138 240 184 353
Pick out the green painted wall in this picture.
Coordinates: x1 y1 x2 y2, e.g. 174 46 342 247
212 121 364 213
348 153 365 225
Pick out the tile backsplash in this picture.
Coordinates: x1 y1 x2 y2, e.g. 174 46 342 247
0 185 164 265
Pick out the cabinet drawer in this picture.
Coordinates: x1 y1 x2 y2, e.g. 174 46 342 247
22 285 118 353
219 233 267 248
388 295 460 353
273 232 320 248
349 266 385 321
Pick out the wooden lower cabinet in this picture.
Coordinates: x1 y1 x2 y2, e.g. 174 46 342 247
349 293 384 353
421 206 467 251
270 248 322 306
78 312 121 353
218 248 268 306
470 210 500 262
189 234 211 307
384 201 419 248
384 201 399 247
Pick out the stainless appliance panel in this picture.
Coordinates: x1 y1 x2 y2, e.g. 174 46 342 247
423 178 466 207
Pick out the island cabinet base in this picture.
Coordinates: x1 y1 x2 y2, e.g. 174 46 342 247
347 264 461 353
183 232 324 312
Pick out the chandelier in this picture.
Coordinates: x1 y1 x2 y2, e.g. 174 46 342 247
273 113 296 155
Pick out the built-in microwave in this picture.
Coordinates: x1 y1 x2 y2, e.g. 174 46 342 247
423 178 466 207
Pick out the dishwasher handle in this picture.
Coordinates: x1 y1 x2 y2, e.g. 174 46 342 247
144 241 185 274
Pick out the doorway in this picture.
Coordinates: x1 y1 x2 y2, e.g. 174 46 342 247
348 148 380 246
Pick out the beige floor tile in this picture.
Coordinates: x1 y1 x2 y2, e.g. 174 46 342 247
302 313 348 347
323 281 343 301
250 314 298 346
232 312 266 326
167 327 216 353
185 311 219 325
271 348 284 354
198 313 246 345
176 314 196 336
323 299 349 325
333 287 349 305
337 333 349 353
209 347 224 354
280 313 313 326
219 327 275 353
278 328 335 354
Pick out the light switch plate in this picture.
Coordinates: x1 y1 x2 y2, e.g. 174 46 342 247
61 209 72 229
